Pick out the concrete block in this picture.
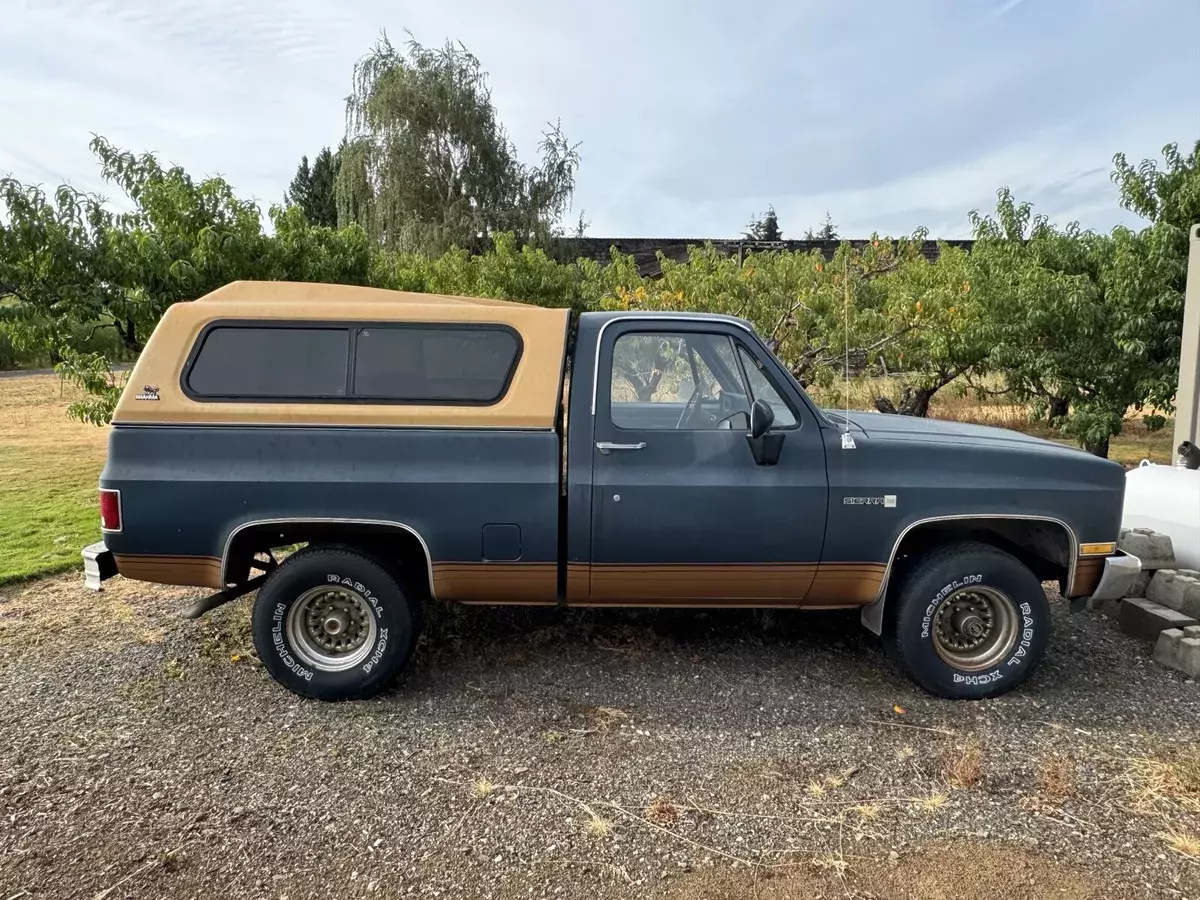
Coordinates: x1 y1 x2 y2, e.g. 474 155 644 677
1183 582 1200 619
1181 638 1200 677
1184 625 1200 639
1154 628 1185 668
1148 533 1177 567
1146 570 1197 611
1120 527 1177 569
1126 570 1152 598
1120 597 1200 641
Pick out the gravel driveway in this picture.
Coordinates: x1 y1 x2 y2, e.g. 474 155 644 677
1 573 1198 899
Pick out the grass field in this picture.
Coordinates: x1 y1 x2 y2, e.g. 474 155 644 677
0 375 109 584
0 372 1176 586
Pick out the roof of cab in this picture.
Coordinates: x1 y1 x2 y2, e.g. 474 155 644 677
199 280 548 309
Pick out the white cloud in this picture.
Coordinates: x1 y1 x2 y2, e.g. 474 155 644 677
2 0 1196 237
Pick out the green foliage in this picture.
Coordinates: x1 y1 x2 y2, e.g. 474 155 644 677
337 32 579 253
286 146 341 227
1 122 1197 459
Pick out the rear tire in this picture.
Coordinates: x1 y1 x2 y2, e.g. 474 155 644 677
251 545 417 700
885 541 1050 699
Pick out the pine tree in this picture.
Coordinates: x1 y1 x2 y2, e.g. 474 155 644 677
285 147 340 228
744 205 783 241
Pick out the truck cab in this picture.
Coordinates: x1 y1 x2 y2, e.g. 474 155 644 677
85 282 1138 701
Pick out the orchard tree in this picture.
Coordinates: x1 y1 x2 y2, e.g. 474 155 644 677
337 33 580 253
0 179 115 361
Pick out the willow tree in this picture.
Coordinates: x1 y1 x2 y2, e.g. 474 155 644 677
336 33 580 254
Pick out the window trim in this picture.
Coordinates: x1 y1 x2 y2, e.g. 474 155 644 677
181 319 524 406
607 328 759 433
733 339 802 431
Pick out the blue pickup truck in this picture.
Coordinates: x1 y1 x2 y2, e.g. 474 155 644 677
84 281 1139 700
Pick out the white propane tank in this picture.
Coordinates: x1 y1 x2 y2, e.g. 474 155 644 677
1122 462 1200 570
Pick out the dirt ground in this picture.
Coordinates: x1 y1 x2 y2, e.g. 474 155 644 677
1 573 1198 899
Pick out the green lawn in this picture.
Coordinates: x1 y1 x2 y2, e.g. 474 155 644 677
0 375 108 585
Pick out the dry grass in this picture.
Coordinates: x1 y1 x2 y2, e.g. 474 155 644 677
583 705 629 732
1037 755 1078 800
1126 748 1200 814
915 791 951 815
662 840 1103 900
0 374 109 584
471 778 496 798
584 813 613 838
943 742 983 789
644 796 684 826
1158 828 1200 859
807 373 1174 467
0 570 196 650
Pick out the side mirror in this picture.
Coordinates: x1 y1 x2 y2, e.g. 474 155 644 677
750 399 775 439
746 399 784 466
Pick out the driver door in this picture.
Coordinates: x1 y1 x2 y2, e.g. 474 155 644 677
588 321 829 603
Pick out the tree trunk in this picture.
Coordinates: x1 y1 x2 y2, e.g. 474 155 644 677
115 318 144 353
1084 435 1110 458
1048 396 1069 422
897 386 937 417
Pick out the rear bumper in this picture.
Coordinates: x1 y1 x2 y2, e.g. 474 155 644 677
1087 550 1141 602
82 541 118 590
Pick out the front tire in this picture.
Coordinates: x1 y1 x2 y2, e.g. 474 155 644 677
886 541 1050 699
251 546 417 700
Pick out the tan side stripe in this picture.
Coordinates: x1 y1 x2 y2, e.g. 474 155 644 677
113 554 223 589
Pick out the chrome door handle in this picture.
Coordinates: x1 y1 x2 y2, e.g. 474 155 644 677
595 441 647 454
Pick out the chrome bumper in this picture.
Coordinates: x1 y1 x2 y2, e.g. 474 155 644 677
82 541 118 590
1088 550 1142 602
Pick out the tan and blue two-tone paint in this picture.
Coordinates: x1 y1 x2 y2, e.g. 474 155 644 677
100 282 1128 624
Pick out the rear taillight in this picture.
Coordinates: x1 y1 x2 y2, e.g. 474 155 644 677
99 489 122 532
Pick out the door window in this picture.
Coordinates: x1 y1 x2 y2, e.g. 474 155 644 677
610 332 751 430
736 345 799 428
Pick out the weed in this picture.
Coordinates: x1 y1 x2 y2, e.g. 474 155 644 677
164 658 186 679
644 796 684 826
584 706 629 732
806 780 826 798
585 814 613 838
1127 749 1200 813
1158 829 1200 859
944 743 982 788
471 778 496 798
916 791 950 815
1037 755 1077 800
896 746 915 761
851 803 880 820
541 730 565 744
811 853 849 876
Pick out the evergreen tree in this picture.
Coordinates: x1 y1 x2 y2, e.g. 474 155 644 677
744 205 783 241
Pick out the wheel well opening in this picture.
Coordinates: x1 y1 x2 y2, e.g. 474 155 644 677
224 521 433 598
889 518 1073 596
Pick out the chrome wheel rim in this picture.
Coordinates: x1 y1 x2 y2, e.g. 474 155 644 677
285 585 377 673
931 585 1019 671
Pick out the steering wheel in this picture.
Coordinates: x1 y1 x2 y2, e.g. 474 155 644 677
675 388 702 429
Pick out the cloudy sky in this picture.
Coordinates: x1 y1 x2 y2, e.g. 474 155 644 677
3 0 1198 238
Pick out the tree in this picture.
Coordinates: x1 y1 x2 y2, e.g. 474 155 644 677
967 177 1191 458
285 145 341 227
804 213 838 241
337 33 580 253
744 206 783 241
